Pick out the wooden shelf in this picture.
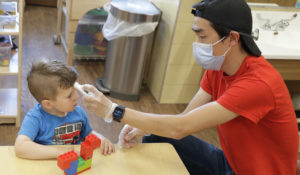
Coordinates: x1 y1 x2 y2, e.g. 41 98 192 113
0 0 23 127
0 88 17 124
0 52 18 75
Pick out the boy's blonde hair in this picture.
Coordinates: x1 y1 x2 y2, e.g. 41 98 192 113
27 60 78 103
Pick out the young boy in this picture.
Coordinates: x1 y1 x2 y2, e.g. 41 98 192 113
15 60 114 159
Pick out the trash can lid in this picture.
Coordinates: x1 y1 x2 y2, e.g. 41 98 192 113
110 0 161 23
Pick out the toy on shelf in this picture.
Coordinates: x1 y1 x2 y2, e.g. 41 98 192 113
0 2 17 15
0 35 12 66
0 2 17 29
57 134 101 175
74 8 108 61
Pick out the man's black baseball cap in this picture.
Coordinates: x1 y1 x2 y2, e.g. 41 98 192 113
191 0 261 57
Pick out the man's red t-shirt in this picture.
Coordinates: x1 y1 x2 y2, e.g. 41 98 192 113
200 55 298 175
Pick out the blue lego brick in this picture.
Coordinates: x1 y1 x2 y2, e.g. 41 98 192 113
64 160 78 175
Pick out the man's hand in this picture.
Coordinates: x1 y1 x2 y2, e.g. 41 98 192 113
82 84 113 119
118 124 147 148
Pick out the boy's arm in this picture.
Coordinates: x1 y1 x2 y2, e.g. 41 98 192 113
14 135 73 160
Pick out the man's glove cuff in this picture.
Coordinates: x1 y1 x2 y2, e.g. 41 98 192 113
104 103 118 123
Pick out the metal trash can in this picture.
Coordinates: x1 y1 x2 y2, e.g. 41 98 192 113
96 0 161 101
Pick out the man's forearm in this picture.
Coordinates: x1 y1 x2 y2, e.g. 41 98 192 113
121 108 185 139
121 102 238 140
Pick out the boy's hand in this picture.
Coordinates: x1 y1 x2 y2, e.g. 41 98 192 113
100 137 115 156
91 131 115 156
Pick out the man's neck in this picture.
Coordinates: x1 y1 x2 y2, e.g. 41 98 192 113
222 47 248 76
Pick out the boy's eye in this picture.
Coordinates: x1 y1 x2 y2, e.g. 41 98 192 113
67 93 73 98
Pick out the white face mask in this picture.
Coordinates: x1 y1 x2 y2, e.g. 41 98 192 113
193 37 231 70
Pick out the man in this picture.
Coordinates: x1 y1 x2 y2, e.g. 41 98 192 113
82 0 299 174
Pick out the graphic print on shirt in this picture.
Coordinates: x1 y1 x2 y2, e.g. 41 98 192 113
53 122 82 144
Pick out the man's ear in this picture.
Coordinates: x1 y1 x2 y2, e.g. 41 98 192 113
228 31 240 47
41 99 52 109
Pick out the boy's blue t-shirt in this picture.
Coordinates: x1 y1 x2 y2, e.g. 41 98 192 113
18 104 92 145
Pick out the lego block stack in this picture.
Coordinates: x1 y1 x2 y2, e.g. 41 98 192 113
57 134 101 175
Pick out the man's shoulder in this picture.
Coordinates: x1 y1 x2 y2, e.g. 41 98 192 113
245 55 283 84
246 55 277 73
235 55 288 99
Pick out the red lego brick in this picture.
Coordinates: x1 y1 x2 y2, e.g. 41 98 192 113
57 150 79 170
85 134 101 150
80 141 93 160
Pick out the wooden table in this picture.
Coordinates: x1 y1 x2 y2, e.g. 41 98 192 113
0 143 189 175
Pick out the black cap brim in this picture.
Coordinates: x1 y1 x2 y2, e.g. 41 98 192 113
240 35 261 57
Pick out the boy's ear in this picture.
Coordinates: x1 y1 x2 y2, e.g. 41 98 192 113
41 99 52 109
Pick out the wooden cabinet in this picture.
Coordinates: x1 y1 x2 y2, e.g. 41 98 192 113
0 0 24 127
26 0 57 7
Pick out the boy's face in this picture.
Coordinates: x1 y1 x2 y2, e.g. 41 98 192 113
47 86 79 116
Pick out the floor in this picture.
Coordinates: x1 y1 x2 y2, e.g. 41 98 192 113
0 5 220 148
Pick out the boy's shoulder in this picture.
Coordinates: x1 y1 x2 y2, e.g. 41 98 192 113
25 103 44 120
68 105 87 118
73 105 85 114
20 104 44 130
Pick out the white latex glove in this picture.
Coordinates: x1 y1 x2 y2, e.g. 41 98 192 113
82 84 117 122
118 124 147 148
